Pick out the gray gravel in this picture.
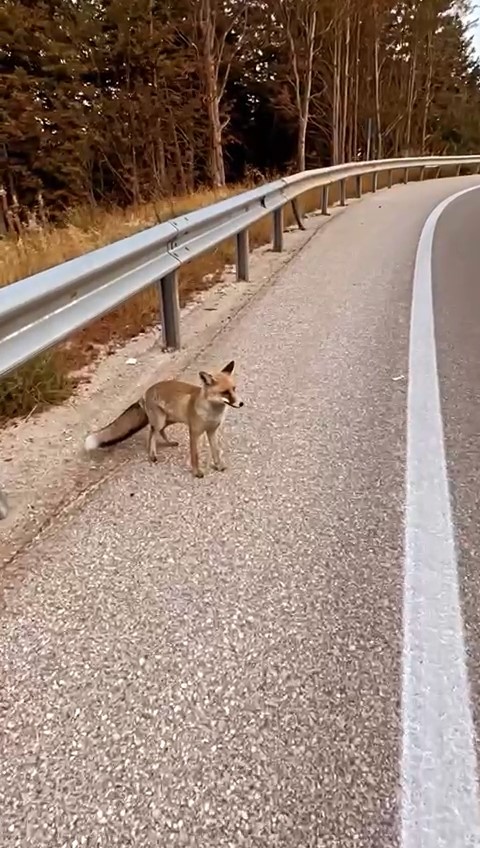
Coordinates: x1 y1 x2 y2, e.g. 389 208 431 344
1 177 479 848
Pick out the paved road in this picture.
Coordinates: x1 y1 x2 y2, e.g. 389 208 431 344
1 176 480 847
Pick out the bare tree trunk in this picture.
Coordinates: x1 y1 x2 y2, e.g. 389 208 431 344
164 82 188 193
195 0 226 187
331 21 341 164
194 0 247 187
352 14 361 160
394 123 401 157
340 9 351 163
421 34 433 153
149 0 160 194
203 48 226 186
125 56 141 204
297 116 308 172
405 43 418 154
283 1 316 172
158 138 167 189
185 142 195 192
299 8 316 170
373 2 382 159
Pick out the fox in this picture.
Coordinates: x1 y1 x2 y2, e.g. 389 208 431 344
84 360 243 478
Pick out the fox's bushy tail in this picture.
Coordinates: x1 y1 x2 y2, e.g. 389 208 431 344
84 401 148 450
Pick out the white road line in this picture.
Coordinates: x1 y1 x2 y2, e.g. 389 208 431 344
403 184 480 848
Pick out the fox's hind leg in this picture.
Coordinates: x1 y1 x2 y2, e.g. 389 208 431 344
158 422 179 447
147 407 167 462
189 426 204 478
147 424 158 462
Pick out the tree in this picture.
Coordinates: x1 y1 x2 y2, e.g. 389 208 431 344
183 0 248 186
3 0 480 220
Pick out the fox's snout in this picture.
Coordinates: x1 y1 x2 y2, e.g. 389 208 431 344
223 394 243 408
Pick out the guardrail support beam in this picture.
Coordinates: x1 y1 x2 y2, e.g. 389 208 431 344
355 175 362 199
236 229 250 281
273 207 284 252
321 185 329 215
340 179 347 206
159 270 181 350
372 172 378 193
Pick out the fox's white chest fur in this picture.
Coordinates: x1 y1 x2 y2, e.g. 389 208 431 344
195 397 228 429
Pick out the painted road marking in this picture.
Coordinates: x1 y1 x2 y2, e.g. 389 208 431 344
402 184 480 847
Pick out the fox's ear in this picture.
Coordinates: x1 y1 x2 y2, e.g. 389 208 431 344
222 360 235 374
199 370 215 386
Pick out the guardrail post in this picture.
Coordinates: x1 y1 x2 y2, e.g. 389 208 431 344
340 179 347 206
159 270 181 350
435 166 441 179
420 166 426 181
355 175 362 199
456 164 462 177
372 172 378 193
321 185 329 215
273 207 284 252
236 229 249 281
404 168 409 184
387 170 393 188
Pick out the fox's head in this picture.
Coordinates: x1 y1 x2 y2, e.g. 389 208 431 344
199 360 244 408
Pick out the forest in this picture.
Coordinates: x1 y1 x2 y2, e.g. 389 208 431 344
2 0 480 223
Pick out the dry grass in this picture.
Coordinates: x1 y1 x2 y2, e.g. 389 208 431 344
0 183 258 422
0 164 459 423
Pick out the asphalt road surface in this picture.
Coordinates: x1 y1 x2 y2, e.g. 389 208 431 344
2 176 480 848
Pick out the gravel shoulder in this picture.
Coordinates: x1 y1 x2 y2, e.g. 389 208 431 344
0 208 347 563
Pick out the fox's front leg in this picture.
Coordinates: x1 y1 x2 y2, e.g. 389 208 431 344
189 427 204 478
147 407 167 463
207 426 226 472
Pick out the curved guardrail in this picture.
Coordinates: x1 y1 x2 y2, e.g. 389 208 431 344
1 154 480 380
1 154 480 518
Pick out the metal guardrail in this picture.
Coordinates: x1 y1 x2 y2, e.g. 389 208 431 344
1 155 480 382
1 154 480 518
